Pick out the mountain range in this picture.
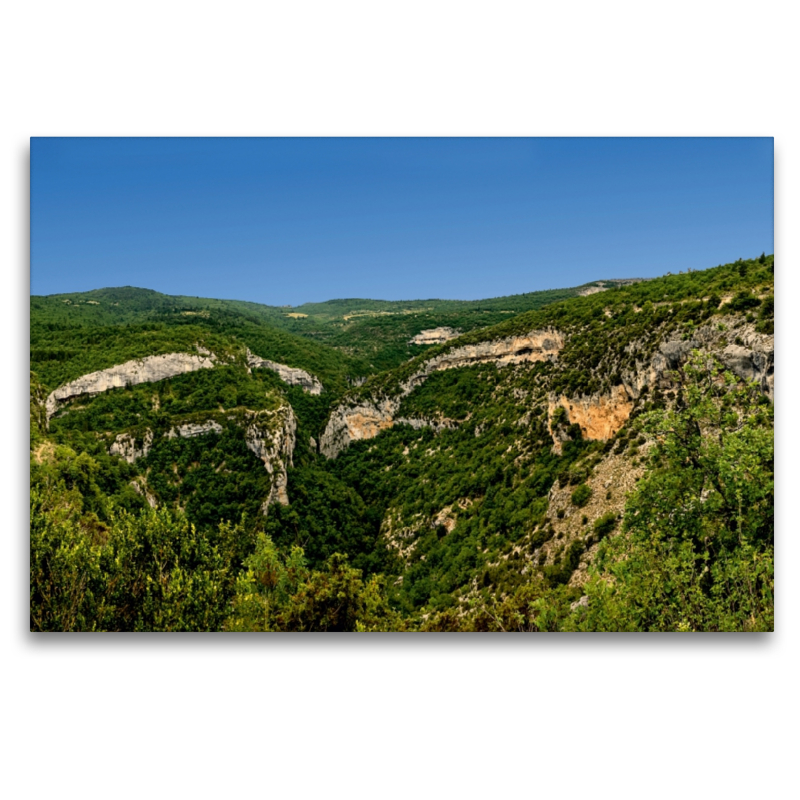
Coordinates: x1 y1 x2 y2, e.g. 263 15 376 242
30 255 774 631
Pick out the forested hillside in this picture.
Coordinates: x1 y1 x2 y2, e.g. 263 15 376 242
32 279 610 377
30 256 774 631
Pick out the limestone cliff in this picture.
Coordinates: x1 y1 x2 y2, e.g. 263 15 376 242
718 329 774 400
46 351 218 419
408 327 460 345
320 398 399 458
319 398 457 459
240 406 297 508
107 403 296 510
246 349 323 394
548 385 634 452
109 430 155 464
402 329 564 391
321 328 564 458
620 318 774 402
547 317 773 451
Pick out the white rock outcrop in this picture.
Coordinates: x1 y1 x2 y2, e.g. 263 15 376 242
166 421 224 439
401 329 564 392
246 350 323 395
320 399 400 458
408 327 460 345
109 430 155 464
320 328 564 458
241 406 297 508
46 352 218 418
620 320 774 402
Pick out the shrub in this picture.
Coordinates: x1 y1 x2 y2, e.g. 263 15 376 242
728 291 761 313
756 296 774 334
567 423 583 440
530 525 555 549
571 484 592 508
593 512 618 540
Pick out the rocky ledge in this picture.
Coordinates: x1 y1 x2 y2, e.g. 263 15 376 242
46 351 218 419
246 350 323 395
408 327 460 345
547 319 774 452
403 329 564 392
321 328 564 458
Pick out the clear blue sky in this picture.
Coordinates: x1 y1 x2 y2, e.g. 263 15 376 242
31 137 773 305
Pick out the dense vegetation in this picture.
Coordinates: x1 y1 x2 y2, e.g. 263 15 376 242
31 279 605 383
30 255 774 631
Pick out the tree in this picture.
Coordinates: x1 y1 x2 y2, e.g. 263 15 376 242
571 353 773 632
225 534 402 631
30 488 229 632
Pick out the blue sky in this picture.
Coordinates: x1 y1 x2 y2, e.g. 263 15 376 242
30 137 773 305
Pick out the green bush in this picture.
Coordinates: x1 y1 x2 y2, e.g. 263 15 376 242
728 291 761 313
756 295 774 334
593 512 618 540
571 484 592 508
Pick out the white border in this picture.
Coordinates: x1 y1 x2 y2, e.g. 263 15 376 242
4 3 796 798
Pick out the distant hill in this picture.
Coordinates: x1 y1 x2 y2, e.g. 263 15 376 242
32 277 640 374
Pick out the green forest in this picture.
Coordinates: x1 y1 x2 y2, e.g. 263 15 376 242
30 255 774 631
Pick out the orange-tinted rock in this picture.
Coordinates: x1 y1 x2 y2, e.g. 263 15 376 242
549 385 633 443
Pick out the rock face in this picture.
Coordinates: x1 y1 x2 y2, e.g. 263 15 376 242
241 406 297 508
321 329 564 458
109 430 155 464
246 350 323 395
408 327 460 345
620 320 774 402
548 385 634 452
166 421 224 439
547 320 774 452
130 477 158 509
46 352 218 418
107 404 296 510
320 399 399 458
719 337 774 400
403 329 564 391
320 401 460 459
